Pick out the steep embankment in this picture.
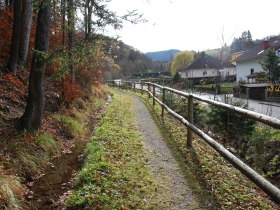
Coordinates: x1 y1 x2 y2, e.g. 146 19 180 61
0 71 107 209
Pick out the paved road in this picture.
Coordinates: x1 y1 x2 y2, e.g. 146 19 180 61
130 84 280 119
192 91 280 119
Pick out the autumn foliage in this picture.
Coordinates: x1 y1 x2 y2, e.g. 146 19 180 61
0 8 13 64
61 77 83 104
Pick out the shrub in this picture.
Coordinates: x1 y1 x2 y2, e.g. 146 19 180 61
207 96 256 150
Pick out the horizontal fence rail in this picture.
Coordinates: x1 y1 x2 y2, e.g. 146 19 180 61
108 80 280 204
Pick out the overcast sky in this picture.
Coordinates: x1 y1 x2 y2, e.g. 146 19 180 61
107 0 280 53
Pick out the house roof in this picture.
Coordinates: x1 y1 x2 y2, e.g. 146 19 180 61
222 60 236 68
179 55 223 71
236 36 280 62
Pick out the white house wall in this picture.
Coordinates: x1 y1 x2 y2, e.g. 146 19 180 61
236 60 263 82
180 67 236 79
179 71 187 78
187 68 217 78
224 67 236 76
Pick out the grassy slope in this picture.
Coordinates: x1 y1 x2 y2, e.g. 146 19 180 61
0 79 106 209
132 89 279 210
67 93 157 209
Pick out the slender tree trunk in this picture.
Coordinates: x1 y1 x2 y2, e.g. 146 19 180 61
18 0 32 65
67 0 74 84
7 0 22 73
52 0 57 34
61 0 65 45
84 0 88 38
87 1 92 37
20 1 51 130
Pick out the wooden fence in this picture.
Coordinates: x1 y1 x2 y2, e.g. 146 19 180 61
108 80 280 204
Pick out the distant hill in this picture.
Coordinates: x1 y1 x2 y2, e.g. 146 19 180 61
145 49 181 61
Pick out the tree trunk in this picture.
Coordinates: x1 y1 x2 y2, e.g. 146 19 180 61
61 0 65 45
20 1 51 130
87 0 92 37
67 0 74 84
52 0 57 34
7 0 22 73
18 0 32 65
84 0 88 38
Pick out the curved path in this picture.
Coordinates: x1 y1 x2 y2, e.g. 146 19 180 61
122 91 203 210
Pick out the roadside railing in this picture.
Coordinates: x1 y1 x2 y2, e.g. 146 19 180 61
107 80 280 204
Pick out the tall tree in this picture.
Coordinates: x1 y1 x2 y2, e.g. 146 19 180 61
7 0 22 73
61 0 66 45
170 51 194 77
86 0 93 38
20 0 51 130
84 0 88 38
67 0 74 84
261 48 280 83
230 30 254 53
18 0 33 64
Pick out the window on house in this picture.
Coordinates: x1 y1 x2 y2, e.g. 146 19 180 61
250 68 254 74
277 50 280 57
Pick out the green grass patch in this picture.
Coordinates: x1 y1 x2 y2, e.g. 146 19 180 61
195 82 234 88
129 89 277 209
37 133 60 157
67 93 157 209
12 133 60 178
53 114 83 136
0 175 24 210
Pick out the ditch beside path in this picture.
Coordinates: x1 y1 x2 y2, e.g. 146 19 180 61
119 91 204 210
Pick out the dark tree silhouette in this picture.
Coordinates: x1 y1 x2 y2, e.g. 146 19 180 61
67 0 75 84
7 0 22 73
18 0 33 64
20 0 51 130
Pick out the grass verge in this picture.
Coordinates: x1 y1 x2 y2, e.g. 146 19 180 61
67 93 157 209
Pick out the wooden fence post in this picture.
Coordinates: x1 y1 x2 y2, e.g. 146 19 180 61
187 95 193 147
141 82 143 95
134 82 136 92
153 84 155 106
161 88 165 117
148 84 151 98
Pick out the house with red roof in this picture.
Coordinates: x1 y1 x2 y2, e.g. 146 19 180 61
235 36 280 83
